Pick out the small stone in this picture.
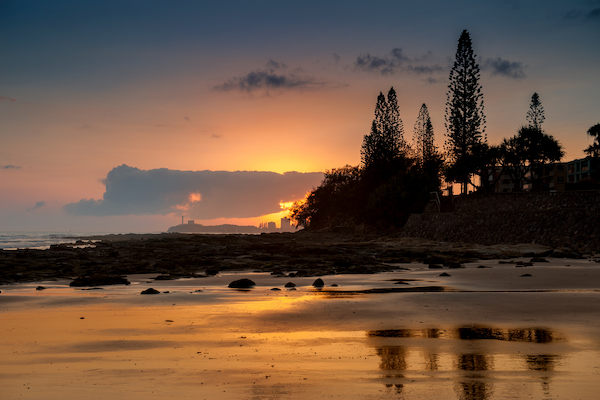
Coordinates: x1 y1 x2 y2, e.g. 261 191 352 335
520 273 532 277
284 282 296 288
439 272 451 277
141 288 160 294
36 286 46 291
270 288 281 291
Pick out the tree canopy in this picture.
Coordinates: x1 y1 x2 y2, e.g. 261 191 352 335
585 123 600 158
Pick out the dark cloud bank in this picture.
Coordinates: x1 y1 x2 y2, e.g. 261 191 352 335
354 47 526 80
214 59 335 93
64 165 324 219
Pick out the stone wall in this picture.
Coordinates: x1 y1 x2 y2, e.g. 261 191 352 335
402 191 600 251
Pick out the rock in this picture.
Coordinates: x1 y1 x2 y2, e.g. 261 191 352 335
141 288 160 294
530 257 548 263
515 261 533 267
284 282 296 288
312 278 325 287
552 248 584 259
331 283 338 287
477 265 491 268
439 272 451 277
447 262 464 269
36 286 46 290
228 278 256 288
70 275 130 287
520 273 532 277
205 268 219 276
153 275 175 280
270 288 281 291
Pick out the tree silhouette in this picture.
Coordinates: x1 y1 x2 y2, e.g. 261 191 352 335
413 103 443 187
526 92 545 129
584 123 600 158
498 126 564 191
413 104 435 166
361 87 406 170
444 30 486 194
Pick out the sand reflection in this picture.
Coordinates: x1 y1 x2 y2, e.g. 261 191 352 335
368 325 565 400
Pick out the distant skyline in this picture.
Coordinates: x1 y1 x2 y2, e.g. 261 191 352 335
1 1 599 232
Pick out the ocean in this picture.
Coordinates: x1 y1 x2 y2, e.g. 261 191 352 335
0 231 109 250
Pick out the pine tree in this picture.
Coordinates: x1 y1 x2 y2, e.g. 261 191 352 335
444 30 486 194
526 92 545 129
361 88 405 169
385 87 405 157
413 103 435 166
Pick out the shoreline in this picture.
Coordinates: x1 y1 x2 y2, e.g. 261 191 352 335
0 231 572 286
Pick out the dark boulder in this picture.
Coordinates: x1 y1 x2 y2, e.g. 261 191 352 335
530 257 549 263
312 278 325 287
284 282 296 288
36 286 46 291
439 272 451 277
70 275 130 287
141 288 160 294
228 278 256 288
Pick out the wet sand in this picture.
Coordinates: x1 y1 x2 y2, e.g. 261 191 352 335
2 258 600 399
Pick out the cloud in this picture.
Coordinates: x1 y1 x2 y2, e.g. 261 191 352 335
564 7 600 20
0 164 21 169
214 59 334 93
354 47 443 78
588 8 600 19
482 57 526 79
64 165 324 219
0 95 17 103
27 201 47 212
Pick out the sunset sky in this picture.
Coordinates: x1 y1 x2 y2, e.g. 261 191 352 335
1 0 599 233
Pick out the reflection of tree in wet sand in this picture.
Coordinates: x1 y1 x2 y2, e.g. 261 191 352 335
376 346 407 395
455 354 494 400
376 346 407 371
525 354 560 398
455 380 492 400
456 354 493 371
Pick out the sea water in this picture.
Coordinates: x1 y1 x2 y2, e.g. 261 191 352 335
0 231 108 250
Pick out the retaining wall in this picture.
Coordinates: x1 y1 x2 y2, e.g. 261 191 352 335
402 191 600 251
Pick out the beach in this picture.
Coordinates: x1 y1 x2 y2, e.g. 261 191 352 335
2 238 600 399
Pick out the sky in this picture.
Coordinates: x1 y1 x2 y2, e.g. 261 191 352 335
1 0 599 233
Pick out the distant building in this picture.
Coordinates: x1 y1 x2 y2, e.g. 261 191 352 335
267 221 276 230
534 163 567 192
488 167 527 193
280 217 291 231
567 157 594 184
487 157 597 193
188 220 195 225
